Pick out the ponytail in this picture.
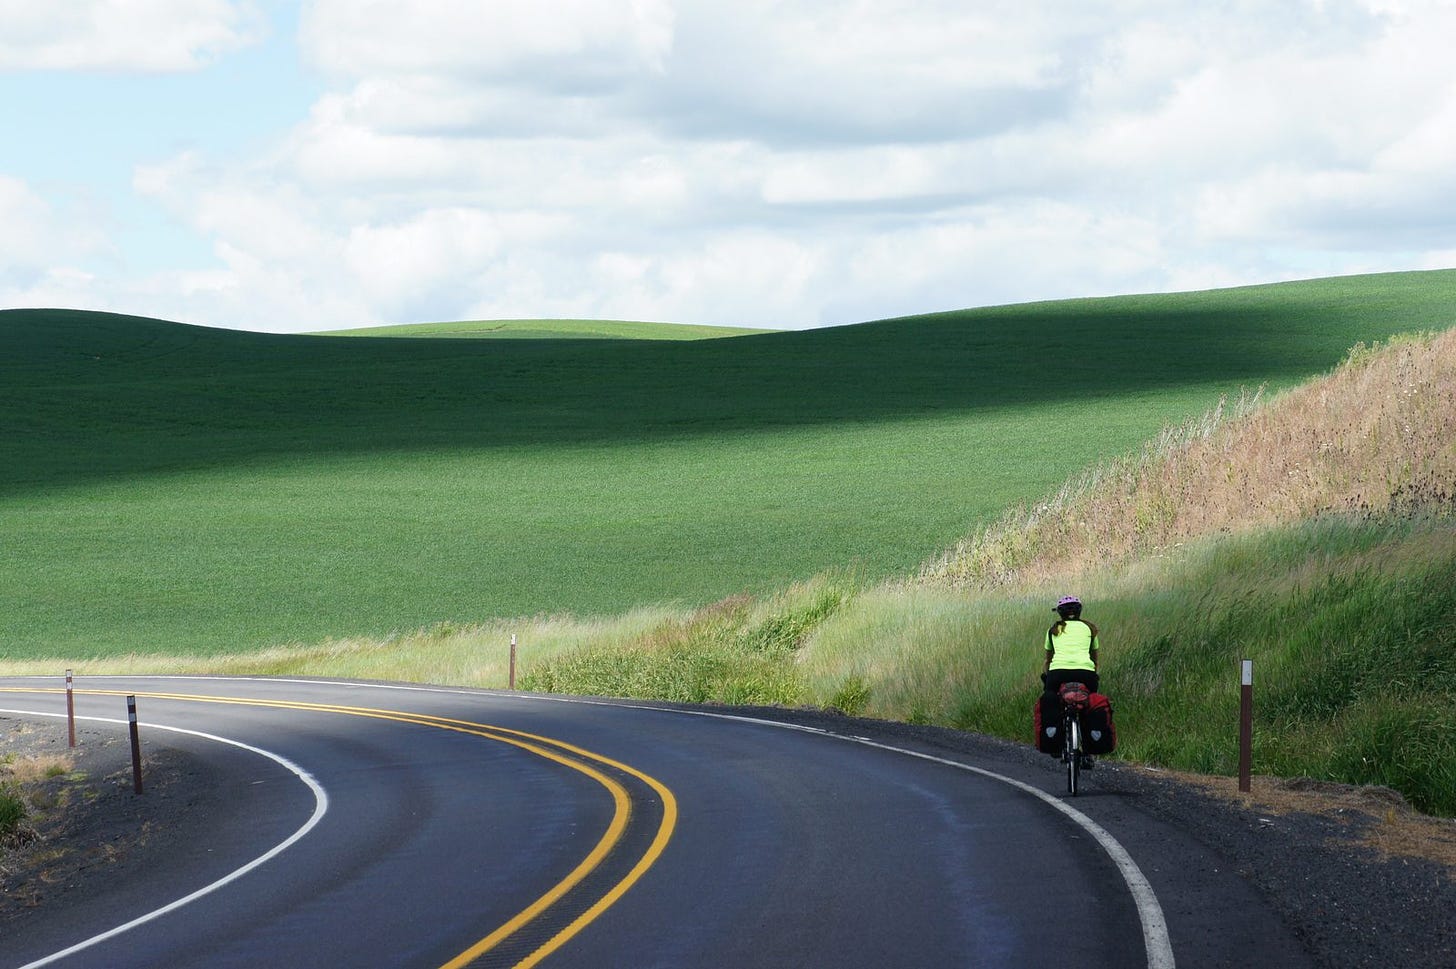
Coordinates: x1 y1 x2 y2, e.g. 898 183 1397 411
1050 617 1097 639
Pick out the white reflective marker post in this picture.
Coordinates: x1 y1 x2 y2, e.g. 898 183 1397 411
1238 659 1253 793
66 669 76 748
509 634 518 691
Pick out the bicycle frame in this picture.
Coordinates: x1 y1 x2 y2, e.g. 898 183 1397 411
1058 683 1091 796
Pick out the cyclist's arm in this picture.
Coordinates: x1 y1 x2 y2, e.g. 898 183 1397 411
1043 631 1053 673
1090 634 1099 669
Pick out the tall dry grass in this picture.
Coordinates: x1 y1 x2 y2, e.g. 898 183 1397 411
921 329 1456 590
0 610 680 686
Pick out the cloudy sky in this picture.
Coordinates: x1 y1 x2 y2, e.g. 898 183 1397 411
3 0 1454 333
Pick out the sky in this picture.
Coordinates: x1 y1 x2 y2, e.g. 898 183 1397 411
2 0 1455 334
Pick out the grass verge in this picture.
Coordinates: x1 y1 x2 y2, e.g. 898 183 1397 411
1 751 73 849
809 513 1456 815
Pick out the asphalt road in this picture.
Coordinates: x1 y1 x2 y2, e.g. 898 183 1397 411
0 676 1313 968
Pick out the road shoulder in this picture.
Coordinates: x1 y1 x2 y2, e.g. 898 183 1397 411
2 716 221 927
686 703 1456 969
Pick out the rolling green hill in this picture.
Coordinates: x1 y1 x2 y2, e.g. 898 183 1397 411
3 269 1454 658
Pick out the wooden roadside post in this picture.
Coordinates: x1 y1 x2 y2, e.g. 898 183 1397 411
1238 659 1254 793
509 634 518 690
127 695 144 795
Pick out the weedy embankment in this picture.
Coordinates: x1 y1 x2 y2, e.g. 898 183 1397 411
801 329 1456 814
1 751 74 850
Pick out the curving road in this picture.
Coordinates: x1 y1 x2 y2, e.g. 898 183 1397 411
1 677 1311 968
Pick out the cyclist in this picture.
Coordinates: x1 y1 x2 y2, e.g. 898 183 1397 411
1042 594 1099 695
1041 595 1100 764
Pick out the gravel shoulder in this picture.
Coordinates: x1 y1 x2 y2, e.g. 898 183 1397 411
1 716 223 925
5 704 1454 968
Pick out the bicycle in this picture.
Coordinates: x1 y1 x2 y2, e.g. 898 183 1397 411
1057 681 1093 796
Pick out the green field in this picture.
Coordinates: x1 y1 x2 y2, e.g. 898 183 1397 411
4 269 1456 658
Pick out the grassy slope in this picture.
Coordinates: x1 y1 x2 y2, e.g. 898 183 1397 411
3 269 1455 659
799 515 1456 814
520 329 1456 814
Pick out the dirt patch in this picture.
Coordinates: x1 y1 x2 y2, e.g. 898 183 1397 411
1 717 193 921
1143 766 1456 873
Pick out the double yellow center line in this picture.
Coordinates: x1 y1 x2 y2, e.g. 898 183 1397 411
10 687 677 968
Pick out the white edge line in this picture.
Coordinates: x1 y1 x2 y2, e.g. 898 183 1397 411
824 733 1174 969
8 675 1175 968
525 695 1177 969
0 706 330 969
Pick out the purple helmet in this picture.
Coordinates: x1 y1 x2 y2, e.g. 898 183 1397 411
1054 595 1082 613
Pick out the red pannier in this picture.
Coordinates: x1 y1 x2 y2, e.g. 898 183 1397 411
1033 690 1117 755
1081 692 1117 754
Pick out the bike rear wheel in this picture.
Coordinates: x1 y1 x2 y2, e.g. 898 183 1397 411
1065 717 1081 796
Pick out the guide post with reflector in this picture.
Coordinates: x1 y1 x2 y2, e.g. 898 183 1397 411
1238 659 1253 793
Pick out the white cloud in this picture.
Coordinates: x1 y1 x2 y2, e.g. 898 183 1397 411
344 209 506 320
0 177 68 261
298 0 1090 146
135 152 337 264
593 231 823 324
0 0 262 72
832 202 1169 319
301 0 674 86
0 176 111 298
10 0 1456 332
